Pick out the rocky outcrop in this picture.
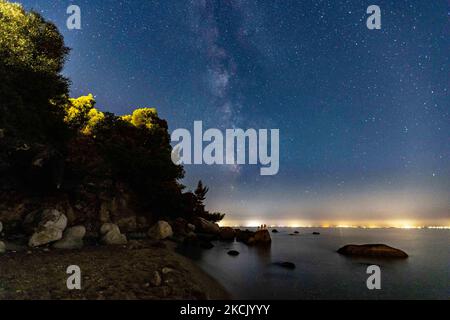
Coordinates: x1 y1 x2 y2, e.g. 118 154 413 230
193 217 220 235
253 230 271 244
53 225 86 249
27 209 68 247
236 229 271 246
219 227 236 241
148 221 173 240
100 223 127 245
337 244 408 258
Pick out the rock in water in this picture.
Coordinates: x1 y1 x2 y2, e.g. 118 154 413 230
253 230 272 245
100 223 127 245
219 227 236 241
312 232 320 235
53 225 86 249
148 221 173 240
27 209 68 247
271 229 279 233
227 250 240 256
0 241 5 254
337 244 408 258
274 262 296 269
193 217 220 235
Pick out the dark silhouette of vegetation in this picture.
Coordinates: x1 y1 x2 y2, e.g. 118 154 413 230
0 0 225 224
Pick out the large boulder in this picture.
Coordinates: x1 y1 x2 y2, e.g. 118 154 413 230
53 225 86 250
219 227 236 241
253 230 272 245
236 229 255 244
337 244 408 258
100 223 127 245
236 229 271 246
27 209 68 247
148 221 173 240
194 217 220 235
171 218 188 235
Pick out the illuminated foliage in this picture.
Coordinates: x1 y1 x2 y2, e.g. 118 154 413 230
64 94 105 135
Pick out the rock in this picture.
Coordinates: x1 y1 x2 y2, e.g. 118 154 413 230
271 229 279 233
337 244 408 258
236 229 255 243
115 215 137 233
312 232 320 235
150 271 162 287
162 267 174 275
29 228 63 247
53 225 86 250
294 231 299 234
187 223 196 232
100 223 120 235
227 250 240 256
100 223 127 245
25 209 67 233
171 218 188 235
253 229 272 245
27 209 68 247
275 262 296 269
193 217 220 235
0 241 5 254
148 221 173 240
236 229 271 246
219 227 236 241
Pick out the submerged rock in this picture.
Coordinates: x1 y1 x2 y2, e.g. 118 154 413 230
337 244 408 258
274 262 296 269
227 250 240 256
148 221 173 240
312 232 320 235
53 225 86 249
219 227 236 241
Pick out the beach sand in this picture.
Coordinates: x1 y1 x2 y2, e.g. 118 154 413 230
0 239 229 300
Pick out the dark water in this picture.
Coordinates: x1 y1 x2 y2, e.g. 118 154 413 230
178 228 449 300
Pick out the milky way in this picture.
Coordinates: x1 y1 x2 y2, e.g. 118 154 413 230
19 0 450 226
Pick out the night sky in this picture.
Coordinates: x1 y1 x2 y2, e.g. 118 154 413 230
20 1 449 227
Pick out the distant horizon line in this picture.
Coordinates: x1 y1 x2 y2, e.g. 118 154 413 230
219 223 450 230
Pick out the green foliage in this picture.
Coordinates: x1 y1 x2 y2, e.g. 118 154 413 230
64 94 105 134
0 0 69 143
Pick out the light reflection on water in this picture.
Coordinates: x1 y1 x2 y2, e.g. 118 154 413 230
177 228 449 299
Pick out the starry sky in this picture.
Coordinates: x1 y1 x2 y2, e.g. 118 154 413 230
19 0 449 227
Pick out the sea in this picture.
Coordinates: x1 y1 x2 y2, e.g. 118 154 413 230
178 227 449 300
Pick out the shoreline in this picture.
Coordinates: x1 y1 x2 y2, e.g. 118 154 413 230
0 239 230 300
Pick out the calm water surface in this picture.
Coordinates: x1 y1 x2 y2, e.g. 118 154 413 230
178 228 449 299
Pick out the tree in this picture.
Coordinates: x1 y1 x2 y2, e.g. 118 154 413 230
0 0 69 143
